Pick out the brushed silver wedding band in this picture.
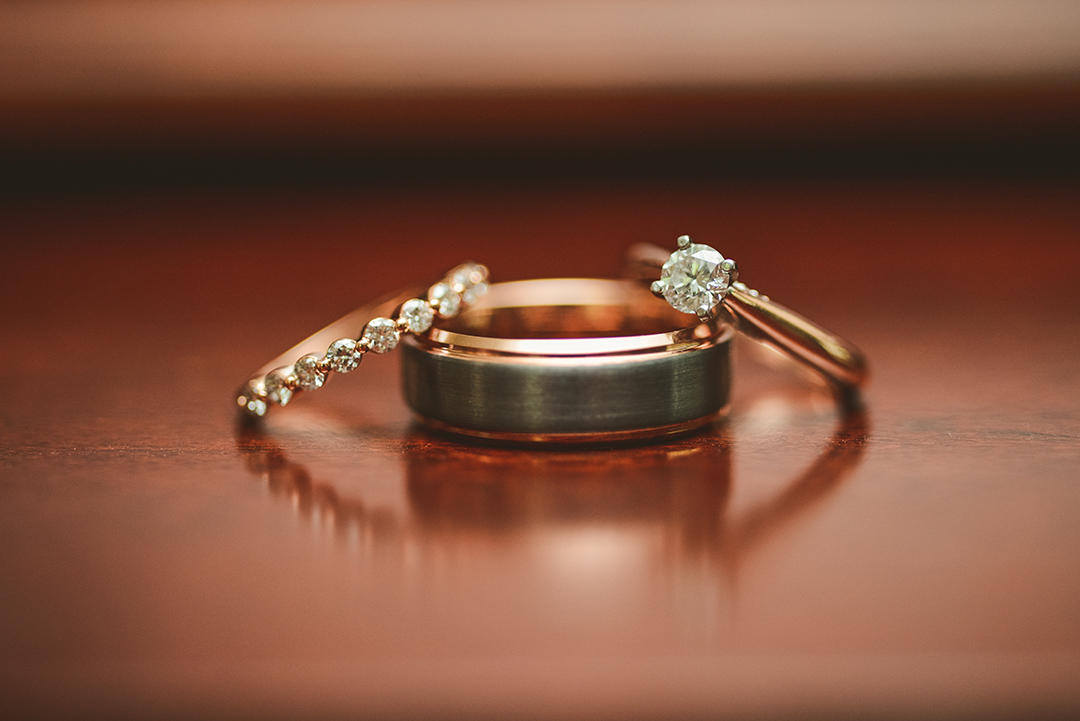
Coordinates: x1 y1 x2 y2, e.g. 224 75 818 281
401 278 734 443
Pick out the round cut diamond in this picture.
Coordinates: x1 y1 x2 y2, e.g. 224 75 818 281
658 243 735 316
450 262 488 289
461 280 488 306
264 369 294 406
362 317 400 354
428 282 461 318
326 338 362 373
398 298 434 334
294 354 326 390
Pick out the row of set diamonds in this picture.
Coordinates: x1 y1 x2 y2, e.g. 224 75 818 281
238 262 489 417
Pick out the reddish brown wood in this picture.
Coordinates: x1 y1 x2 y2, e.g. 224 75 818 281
2 180 1079 718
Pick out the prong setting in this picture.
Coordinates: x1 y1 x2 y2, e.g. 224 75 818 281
361 317 401 354
397 298 435 334
653 236 738 318
264 368 294 406
428 282 461 318
294 354 327 390
239 262 489 417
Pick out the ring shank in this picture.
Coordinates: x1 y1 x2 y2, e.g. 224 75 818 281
625 243 868 396
252 287 422 380
402 279 734 443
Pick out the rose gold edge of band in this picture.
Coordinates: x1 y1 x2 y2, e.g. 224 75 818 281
422 325 729 362
237 261 490 417
413 410 727 446
413 326 733 363
425 277 724 359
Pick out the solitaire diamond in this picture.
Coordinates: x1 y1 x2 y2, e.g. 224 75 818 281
656 239 737 316
294 354 326 390
398 298 434 334
326 338 362 373
362 317 400 353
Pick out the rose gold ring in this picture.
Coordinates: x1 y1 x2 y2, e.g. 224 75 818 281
401 278 735 444
237 236 867 445
625 236 868 405
236 262 489 418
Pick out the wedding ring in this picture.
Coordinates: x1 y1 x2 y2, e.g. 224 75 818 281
401 278 734 443
237 235 867 442
236 262 489 418
625 236 868 401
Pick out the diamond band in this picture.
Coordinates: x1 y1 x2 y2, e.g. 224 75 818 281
238 262 489 418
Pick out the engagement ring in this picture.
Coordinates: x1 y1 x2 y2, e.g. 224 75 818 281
627 235 868 401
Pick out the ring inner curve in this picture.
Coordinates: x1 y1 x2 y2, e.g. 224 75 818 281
402 278 734 443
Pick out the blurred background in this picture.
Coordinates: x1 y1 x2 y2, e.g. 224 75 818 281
2 0 1078 192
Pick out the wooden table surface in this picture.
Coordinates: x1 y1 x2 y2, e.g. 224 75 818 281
2 179 1079 719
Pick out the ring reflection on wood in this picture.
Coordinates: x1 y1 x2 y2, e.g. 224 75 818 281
234 408 868 571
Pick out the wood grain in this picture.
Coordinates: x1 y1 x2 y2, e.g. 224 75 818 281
2 180 1079 718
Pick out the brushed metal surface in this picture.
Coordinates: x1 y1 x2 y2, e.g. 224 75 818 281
402 331 731 437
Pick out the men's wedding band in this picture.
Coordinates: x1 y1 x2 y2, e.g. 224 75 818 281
401 278 733 443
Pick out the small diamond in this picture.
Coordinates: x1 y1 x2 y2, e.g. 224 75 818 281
450 262 488 289
238 386 268 417
294 354 326 390
461 280 488 306
362 317 400 353
264 369 294 406
326 338 362 373
657 241 737 316
428 282 461 318
398 298 434 334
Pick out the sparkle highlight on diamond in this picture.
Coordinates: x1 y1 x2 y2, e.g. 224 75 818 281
238 387 268 417
657 239 737 316
362 317 400 354
294 354 326 390
429 282 461 318
398 298 434 334
263 369 294 406
326 338 362 373
238 260 491 417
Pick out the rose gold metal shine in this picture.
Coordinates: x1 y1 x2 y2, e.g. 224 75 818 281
238 262 487 416
626 243 868 399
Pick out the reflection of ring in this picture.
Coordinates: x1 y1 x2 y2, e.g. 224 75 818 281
626 236 868 400
234 405 869 566
236 262 489 418
401 278 734 444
